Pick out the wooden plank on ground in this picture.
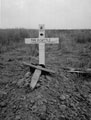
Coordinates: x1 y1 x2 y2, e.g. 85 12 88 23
61 66 91 74
23 62 55 74
68 68 91 74
30 69 41 89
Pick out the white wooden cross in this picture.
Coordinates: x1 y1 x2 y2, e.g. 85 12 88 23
25 24 59 65
24 25 59 89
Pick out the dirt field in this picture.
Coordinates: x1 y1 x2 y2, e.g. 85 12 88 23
0 30 91 120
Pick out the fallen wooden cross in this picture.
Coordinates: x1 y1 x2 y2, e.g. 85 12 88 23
23 62 55 89
23 62 55 74
24 25 59 89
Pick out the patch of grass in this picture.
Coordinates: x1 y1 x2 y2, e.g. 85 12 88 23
70 30 91 44
0 29 30 53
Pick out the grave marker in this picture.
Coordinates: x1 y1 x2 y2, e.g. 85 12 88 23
25 24 59 65
24 25 59 89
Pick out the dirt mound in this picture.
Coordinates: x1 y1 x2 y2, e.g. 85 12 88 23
0 54 91 120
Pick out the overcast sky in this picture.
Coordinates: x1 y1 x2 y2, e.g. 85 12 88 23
0 0 91 29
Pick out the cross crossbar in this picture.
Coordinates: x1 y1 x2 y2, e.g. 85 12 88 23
25 38 59 44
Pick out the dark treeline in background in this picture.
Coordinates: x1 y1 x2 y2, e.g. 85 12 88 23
0 29 91 53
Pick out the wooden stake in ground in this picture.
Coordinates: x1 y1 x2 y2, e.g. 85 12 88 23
25 24 59 89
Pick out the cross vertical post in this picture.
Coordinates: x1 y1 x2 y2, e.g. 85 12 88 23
39 24 45 65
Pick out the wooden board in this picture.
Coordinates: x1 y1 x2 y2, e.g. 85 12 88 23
68 70 91 73
66 67 91 74
25 38 59 44
23 62 55 74
30 68 41 89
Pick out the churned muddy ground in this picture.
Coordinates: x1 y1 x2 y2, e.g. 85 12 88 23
0 34 91 120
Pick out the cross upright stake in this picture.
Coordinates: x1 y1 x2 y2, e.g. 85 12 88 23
24 25 59 89
39 24 45 65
